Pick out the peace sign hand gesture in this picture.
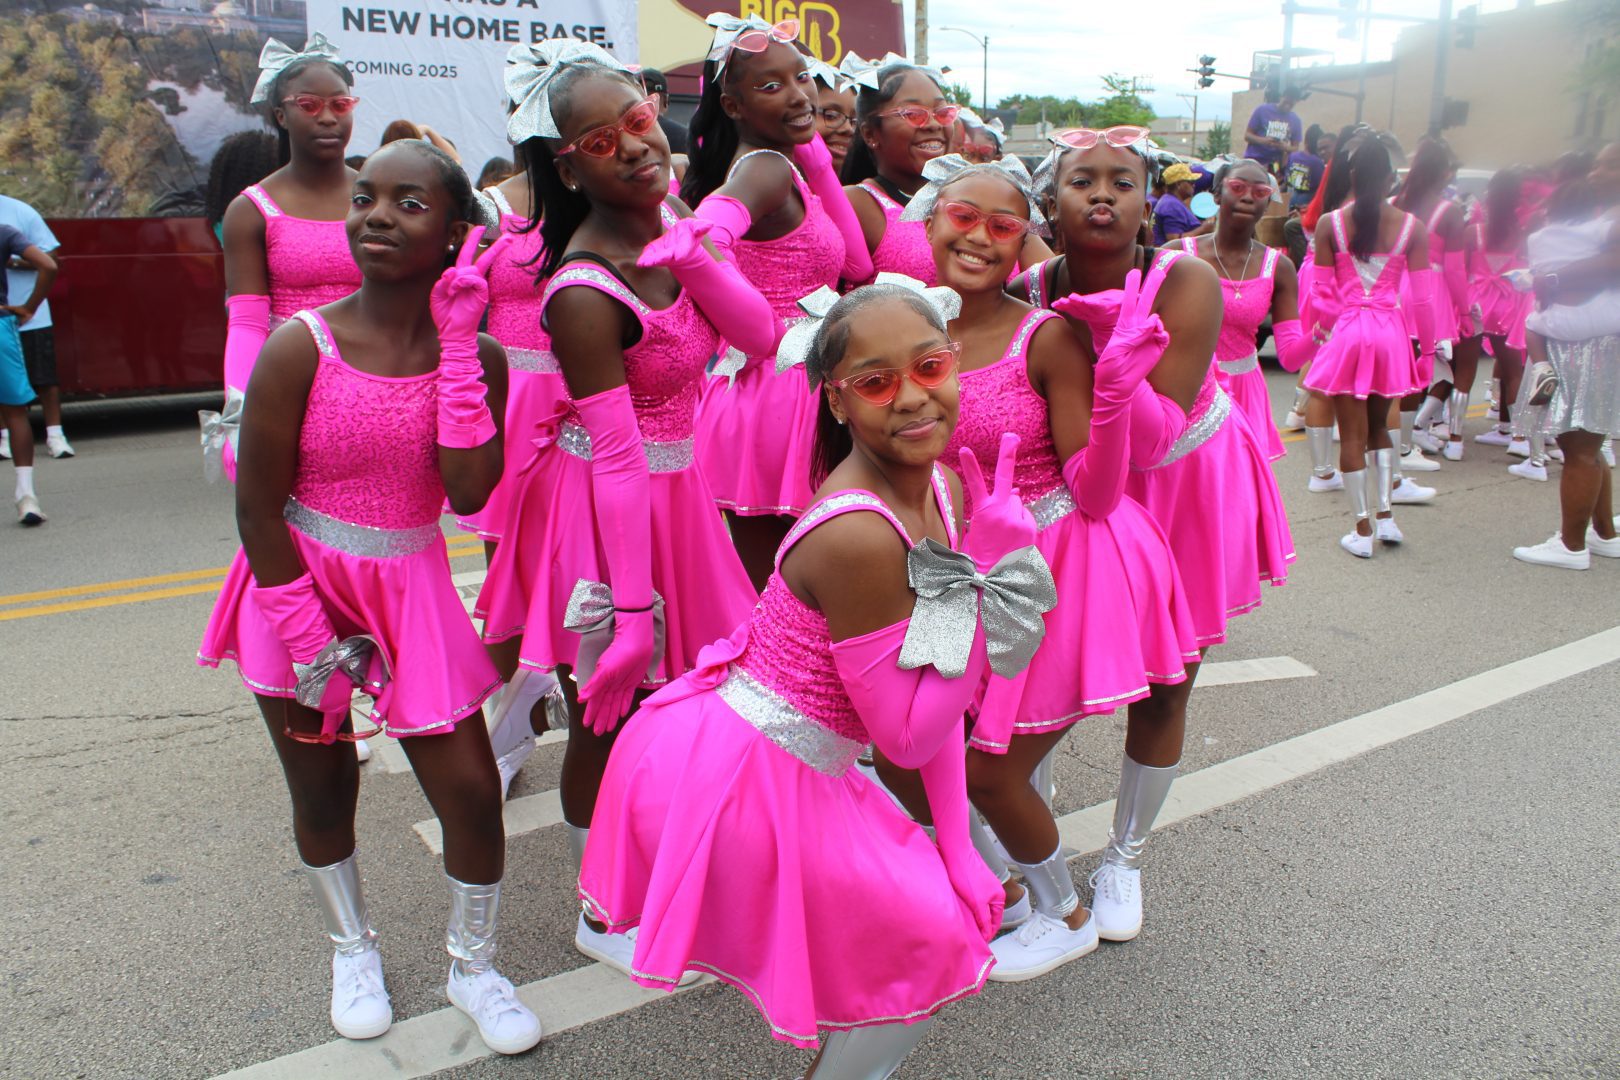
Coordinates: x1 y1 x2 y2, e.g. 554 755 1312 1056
959 432 1037 572
430 226 514 345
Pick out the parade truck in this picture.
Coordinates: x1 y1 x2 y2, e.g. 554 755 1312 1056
8 0 903 398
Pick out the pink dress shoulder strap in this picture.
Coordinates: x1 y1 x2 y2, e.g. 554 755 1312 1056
1394 211 1418 254
241 184 282 220
858 179 904 215
1329 207 1351 252
541 260 653 337
290 309 339 360
1428 198 1453 232
484 185 517 220
776 467 956 570
728 148 804 185
1261 245 1282 279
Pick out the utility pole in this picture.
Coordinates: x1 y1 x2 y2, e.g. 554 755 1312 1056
1356 0 1371 123
914 0 927 65
1178 93 1200 156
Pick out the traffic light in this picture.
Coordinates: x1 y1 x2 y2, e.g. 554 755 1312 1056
1196 55 1215 89
1455 5 1478 49
1338 0 1358 40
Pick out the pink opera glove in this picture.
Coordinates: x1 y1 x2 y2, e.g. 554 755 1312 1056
573 384 656 735
1272 319 1317 373
430 228 510 449
1408 268 1438 362
1054 269 1169 518
249 572 353 716
223 293 270 397
639 215 781 358
958 433 1037 572
1443 248 1469 321
919 713 1006 942
791 133 874 284
692 193 754 255
1309 271 1343 340
1125 383 1188 469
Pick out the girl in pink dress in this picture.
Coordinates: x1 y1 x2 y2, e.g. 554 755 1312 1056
1171 160 1316 462
215 35 363 482
197 141 541 1056
682 16 874 590
889 155 1200 980
1018 127 1294 941
1304 138 1436 557
474 43 767 974
1448 169 1533 457
1396 139 1469 469
581 281 1054 1077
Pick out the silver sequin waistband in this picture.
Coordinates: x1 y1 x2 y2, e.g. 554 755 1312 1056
556 420 695 473
508 347 561 374
715 668 863 778
1218 352 1259 375
1025 486 1076 530
1146 387 1233 470
284 497 442 558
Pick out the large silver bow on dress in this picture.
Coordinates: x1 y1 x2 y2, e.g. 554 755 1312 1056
251 33 342 105
898 153 1050 237
292 634 384 711
563 579 666 683
506 41 630 142
197 395 243 484
839 50 944 91
898 539 1056 679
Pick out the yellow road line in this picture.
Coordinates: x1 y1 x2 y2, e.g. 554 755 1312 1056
0 582 227 621
0 567 229 606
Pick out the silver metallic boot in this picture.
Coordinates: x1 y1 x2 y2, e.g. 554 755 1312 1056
816 1017 936 1080
1088 755 1178 941
1372 446 1402 544
304 853 391 1040
1306 426 1341 491
445 875 541 1054
1340 469 1373 557
989 843 1097 980
1446 389 1470 456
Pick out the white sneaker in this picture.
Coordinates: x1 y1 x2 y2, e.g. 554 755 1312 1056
1507 460 1548 483
1000 885 1032 932
16 494 45 526
45 433 74 458
1475 428 1513 447
446 964 542 1054
1512 535 1589 570
1391 477 1436 504
1308 473 1344 493
0 430 8 459
575 912 638 976
1506 438 1530 458
987 910 1099 981
1282 409 1306 431
1586 529 1620 558
1485 404 1500 422
495 729 536 801
1089 861 1144 942
354 739 372 763
1400 447 1441 472
1547 446 1565 463
1431 422 1452 442
1411 429 1445 454
1376 518 1404 544
1442 441 1464 461
330 949 392 1040
1341 530 1374 559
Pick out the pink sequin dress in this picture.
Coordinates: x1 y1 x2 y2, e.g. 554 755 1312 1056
1305 208 1423 399
1464 221 1531 349
240 184 362 325
475 257 757 684
1179 238 1287 461
198 311 500 734
453 186 560 541
694 152 845 517
857 180 938 285
579 472 993 1048
945 309 1197 750
1023 249 1295 647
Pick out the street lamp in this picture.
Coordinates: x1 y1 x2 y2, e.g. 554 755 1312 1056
937 26 988 115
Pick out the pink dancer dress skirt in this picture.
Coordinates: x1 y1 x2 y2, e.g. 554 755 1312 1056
579 481 993 1048
1466 232 1532 350
1304 209 1423 400
695 153 845 517
944 309 1198 749
198 310 499 735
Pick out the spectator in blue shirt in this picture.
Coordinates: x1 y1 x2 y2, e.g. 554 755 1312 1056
0 194 69 459
1153 163 1208 245
1244 87 1304 176
0 222 59 524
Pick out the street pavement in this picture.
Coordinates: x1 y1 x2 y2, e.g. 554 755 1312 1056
1 367 1616 1079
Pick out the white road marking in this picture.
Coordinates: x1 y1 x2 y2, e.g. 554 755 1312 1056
1196 655 1317 687
414 788 565 856
218 628 1620 1080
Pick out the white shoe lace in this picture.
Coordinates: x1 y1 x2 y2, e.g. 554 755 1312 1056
1089 863 1137 908
461 969 524 1025
1012 910 1061 947
335 954 387 1008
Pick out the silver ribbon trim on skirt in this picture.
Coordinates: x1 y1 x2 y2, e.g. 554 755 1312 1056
1148 386 1233 470
508 347 562 374
198 394 243 484
555 420 695 473
899 538 1058 679
1218 352 1259 375
292 634 383 711
284 497 443 559
715 668 863 777
562 579 667 684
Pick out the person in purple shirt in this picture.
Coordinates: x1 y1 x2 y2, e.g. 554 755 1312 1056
1245 87 1303 176
0 222 59 525
1152 163 1205 245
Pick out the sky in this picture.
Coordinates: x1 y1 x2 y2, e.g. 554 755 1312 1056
904 0 1563 123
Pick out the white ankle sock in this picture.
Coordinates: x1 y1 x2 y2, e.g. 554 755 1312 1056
15 465 35 500
46 425 63 440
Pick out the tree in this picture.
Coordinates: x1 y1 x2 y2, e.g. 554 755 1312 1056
1091 73 1156 129
944 82 974 108
996 93 1090 127
1199 121 1232 159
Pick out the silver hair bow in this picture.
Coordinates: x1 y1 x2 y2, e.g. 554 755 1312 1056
292 635 383 711
808 57 850 91
563 579 666 683
777 285 842 382
505 40 630 142
197 395 243 484
469 189 501 231
898 153 1050 237
1032 129 1165 200
251 32 342 105
873 272 962 322
898 539 1056 679
839 50 944 91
